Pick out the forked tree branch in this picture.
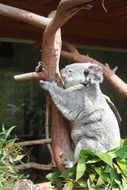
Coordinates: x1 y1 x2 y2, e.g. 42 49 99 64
40 0 94 172
1 2 127 99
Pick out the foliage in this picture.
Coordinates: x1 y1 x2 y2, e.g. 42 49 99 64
46 139 127 190
0 125 28 190
0 70 45 138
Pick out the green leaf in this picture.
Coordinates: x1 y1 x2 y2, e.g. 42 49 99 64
121 139 127 147
80 149 95 157
111 179 120 190
87 178 94 190
95 167 111 183
96 176 105 187
95 152 112 166
46 172 59 184
113 163 122 174
5 126 16 140
61 168 75 179
114 179 123 190
104 165 111 173
77 179 87 188
110 168 120 182
63 181 73 190
116 158 126 172
76 157 86 181
86 157 100 164
122 176 127 190
115 146 127 158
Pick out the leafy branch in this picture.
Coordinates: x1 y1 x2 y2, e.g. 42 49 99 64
47 139 127 190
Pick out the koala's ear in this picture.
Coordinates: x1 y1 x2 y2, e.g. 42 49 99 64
90 64 103 83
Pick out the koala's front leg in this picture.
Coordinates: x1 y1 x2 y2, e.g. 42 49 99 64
40 80 66 110
40 80 76 121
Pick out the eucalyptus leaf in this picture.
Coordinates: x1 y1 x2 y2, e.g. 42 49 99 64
80 149 95 157
47 139 127 190
76 157 86 181
77 179 87 188
63 181 73 190
115 146 127 158
116 158 126 172
122 176 127 190
121 139 127 147
46 172 59 184
95 152 112 166
95 176 105 187
110 168 120 182
61 168 75 179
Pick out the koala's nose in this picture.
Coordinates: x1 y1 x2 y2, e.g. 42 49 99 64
84 69 89 76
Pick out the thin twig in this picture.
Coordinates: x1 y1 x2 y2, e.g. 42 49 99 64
16 162 53 171
45 95 55 165
17 139 51 146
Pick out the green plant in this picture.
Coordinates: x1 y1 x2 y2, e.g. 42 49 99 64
46 139 127 190
0 125 27 190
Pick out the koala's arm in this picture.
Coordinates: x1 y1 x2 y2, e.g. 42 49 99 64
40 80 79 121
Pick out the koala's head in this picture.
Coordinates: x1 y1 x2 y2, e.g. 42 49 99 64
61 63 103 88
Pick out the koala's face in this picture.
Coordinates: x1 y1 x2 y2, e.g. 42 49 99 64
61 63 103 88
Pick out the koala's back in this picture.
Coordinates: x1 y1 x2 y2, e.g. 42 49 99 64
70 85 120 153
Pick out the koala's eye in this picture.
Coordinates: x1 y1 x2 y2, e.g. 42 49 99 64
68 70 72 73
89 65 94 70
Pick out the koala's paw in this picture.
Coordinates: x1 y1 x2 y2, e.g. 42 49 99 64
64 160 76 168
40 80 51 91
40 80 57 91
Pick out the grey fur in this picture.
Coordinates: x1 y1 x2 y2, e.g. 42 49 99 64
40 63 120 168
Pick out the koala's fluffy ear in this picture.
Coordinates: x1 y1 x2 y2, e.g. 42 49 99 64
90 64 103 83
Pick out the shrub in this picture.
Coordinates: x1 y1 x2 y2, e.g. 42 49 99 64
47 139 127 190
0 125 27 190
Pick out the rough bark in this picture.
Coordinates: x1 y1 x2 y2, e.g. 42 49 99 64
39 0 94 172
42 10 70 172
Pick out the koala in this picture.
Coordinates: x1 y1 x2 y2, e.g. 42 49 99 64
40 63 120 168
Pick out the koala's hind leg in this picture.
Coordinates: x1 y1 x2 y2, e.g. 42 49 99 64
64 138 105 168
74 138 105 161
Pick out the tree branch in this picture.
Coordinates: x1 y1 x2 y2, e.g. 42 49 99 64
61 42 127 98
16 162 52 171
17 138 51 146
42 9 70 172
0 3 49 29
